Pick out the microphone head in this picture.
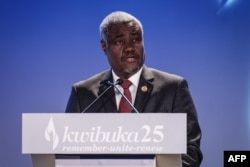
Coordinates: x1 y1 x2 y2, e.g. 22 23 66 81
100 80 110 86
101 79 123 86
101 80 115 86
116 79 123 85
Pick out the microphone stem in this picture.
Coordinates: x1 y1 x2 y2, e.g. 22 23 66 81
81 84 113 113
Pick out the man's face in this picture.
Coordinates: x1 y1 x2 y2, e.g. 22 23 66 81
101 21 145 79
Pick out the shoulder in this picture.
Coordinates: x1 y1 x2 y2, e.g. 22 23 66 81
144 67 190 91
144 67 185 84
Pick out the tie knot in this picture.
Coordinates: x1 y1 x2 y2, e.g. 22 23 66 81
121 80 132 89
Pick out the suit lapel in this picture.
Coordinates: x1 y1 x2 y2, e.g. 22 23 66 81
134 66 154 113
98 70 117 113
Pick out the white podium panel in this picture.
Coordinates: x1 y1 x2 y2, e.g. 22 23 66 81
22 113 186 154
22 113 186 167
56 159 156 167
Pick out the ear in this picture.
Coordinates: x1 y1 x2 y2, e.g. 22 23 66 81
100 40 107 55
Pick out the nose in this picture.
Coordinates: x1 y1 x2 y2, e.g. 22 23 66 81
124 40 134 53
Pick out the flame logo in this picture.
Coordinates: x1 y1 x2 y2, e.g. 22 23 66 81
44 117 59 150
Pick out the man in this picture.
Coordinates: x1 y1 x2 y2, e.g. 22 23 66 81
66 11 203 167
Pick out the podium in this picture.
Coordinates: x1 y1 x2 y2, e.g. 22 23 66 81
22 113 186 167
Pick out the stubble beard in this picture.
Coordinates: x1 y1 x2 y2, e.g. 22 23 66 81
122 65 141 78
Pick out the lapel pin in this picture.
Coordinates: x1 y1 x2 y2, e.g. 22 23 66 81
141 85 148 92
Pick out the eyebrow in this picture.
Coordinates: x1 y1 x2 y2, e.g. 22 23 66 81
114 34 124 39
115 32 140 38
131 32 140 36
110 30 141 42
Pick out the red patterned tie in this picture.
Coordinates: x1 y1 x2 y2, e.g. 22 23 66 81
119 80 132 113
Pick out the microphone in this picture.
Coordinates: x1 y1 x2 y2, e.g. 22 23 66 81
110 79 140 114
81 80 120 113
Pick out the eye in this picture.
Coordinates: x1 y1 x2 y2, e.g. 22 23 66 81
114 40 124 45
132 37 141 43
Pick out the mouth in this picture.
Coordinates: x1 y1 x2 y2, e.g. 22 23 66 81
122 55 137 63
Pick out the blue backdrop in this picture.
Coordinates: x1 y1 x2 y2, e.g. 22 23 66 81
0 0 249 166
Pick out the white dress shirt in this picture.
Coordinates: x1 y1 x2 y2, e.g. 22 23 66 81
112 68 143 110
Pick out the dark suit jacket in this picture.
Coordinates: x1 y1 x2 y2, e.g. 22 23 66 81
66 65 203 167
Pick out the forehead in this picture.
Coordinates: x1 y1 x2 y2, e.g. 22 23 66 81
106 21 142 38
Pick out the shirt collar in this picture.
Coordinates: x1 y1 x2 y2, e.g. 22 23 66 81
112 67 143 88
